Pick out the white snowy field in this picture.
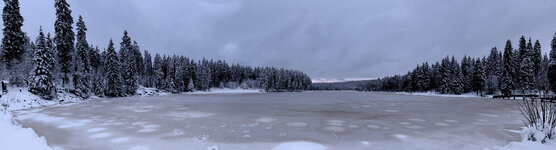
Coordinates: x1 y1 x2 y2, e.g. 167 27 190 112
9 91 542 150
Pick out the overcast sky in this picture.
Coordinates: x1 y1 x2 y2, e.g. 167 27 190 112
7 0 556 82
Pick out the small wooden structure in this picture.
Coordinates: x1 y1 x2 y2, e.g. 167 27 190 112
493 94 556 102
492 94 539 99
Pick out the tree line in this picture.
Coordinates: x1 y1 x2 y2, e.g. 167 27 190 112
363 36 556 96
0 0 311 100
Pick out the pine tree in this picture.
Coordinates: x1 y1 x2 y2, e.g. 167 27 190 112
143 50 153 87
539 54 550 93
28 27 55 100
104 40 123 97
533 40 542 75
72 15 90 98
501 40 514 95
54 0 74 86
2 0 25 69
472 59 485 95
132 41 144 85
452 69 464 95
549 33 556 93
153 53 164 89
120 31 137 95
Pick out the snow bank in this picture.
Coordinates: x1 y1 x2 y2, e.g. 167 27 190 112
396 91 489 98
0 87 86 150
186 88 262 95
0 87 83 111
135 86 168 97
272 141 327 150
0 111 52 150
502 140 556 150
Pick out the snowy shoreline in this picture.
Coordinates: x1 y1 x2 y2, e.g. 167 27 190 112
395 91 491 98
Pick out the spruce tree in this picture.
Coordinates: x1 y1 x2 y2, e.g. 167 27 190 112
472 59 485 95
517 39 535 94
2 0 25 68
501 40 514 95
104 40 123 97
153 53 164 89
143 50 153 87
533 40 542 75
54 0 74 86
132 41 144 84
120 31 137 95
73 15 90 98
549 33 556 93
28 27 55 100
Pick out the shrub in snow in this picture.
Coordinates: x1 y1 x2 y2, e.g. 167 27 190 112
517 98 556 143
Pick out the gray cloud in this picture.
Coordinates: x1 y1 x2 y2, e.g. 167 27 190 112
8 0 556 82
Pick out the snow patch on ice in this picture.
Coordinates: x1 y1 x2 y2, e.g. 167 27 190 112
384 109 399 113
255 117 278 123
409 118 426 122
165 111 213 118
325 120 346 126
433 123 450 127
89 132 112 139
130 145 150 150
57 122 85 128
272 141 327 150
86 127 106 133
391 134 409 140
405 125 424 129
444 119 459 123
323 126 346 133
285 122 308 128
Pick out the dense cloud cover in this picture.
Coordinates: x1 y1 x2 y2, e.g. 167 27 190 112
6 0 556 82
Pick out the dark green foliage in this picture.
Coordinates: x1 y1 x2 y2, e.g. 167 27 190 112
1 0 25 68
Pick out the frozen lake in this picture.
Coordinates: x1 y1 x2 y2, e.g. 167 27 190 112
14 91 523 150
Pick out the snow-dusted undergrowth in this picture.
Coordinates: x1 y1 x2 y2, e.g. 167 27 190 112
499 99 556 150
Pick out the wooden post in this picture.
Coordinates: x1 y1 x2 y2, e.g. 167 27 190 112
1 81 6 94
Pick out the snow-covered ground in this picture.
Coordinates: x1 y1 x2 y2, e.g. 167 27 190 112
186 88 262 94
501 140 556 150
0 111 52 150
396 91 491 98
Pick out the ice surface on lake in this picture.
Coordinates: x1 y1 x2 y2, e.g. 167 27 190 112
13 91 524 150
